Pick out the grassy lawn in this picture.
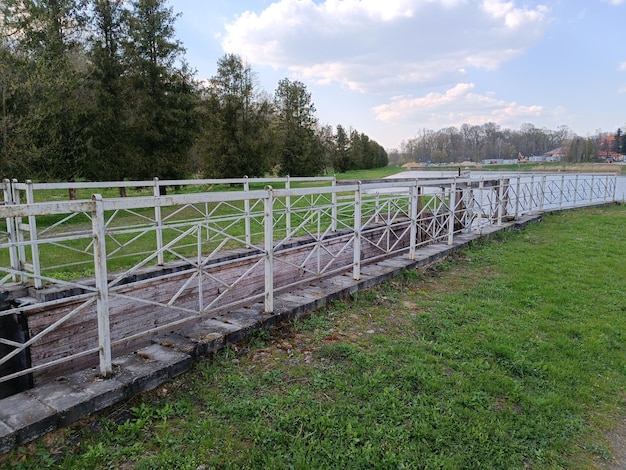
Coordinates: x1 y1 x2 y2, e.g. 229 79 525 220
3 206 626 469
334 167 405 180
0 206 626 469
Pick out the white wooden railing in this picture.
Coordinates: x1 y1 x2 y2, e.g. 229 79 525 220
0 173 617 385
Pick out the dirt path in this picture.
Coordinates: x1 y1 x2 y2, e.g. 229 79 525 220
605 420 626 469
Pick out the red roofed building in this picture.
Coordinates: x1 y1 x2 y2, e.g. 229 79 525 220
598 135 623 161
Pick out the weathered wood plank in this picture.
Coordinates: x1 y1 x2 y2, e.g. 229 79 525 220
16 219 422 384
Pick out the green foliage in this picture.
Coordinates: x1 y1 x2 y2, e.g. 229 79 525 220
273 78 323 177
200 54 272 178
0 40 28 177
332 124 350 173
85 0 129 183
2 0 93 182
122 0 198 181
329 125 389 175
0 2 387 183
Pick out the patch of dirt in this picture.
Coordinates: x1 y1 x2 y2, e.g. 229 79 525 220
604 419 626 469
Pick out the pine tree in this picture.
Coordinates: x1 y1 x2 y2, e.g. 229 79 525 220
123 0 198 182
332 124 350 173
201 54 272 178
86 0 128 184
273 78 321 176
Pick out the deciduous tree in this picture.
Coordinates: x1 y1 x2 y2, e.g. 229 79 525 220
2 0 93 189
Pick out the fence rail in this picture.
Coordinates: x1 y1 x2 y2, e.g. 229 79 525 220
0 173 617 391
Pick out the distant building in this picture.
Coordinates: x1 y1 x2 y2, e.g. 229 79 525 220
598 135 623 161
480 158 518 165
543 147 564 161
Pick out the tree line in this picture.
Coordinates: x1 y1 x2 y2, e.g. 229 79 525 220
0 0 388 186
390 122 625 165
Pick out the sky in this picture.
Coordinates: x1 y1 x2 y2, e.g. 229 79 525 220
169 0 625 150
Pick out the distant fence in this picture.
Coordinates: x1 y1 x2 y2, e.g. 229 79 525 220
0 173 617 394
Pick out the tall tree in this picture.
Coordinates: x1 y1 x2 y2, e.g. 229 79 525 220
273 78 321 176
123 0 198 181
201 54 272 178
2 0 92 187
86 0 128 184
332 124 350 173
349 129 364 171
373 140 388 168
0 39 27 177
314 123 334 175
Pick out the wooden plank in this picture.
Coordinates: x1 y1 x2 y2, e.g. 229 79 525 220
19 218 422 383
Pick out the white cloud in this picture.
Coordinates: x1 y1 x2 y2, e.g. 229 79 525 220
222 0 551 93
372 83 543 128
603 0 624 5
482 0 549 28
619 62 626 71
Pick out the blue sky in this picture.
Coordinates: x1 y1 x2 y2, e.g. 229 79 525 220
170 0 625 150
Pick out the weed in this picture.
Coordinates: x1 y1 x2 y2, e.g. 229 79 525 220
248 327 272 348
314 342 358 361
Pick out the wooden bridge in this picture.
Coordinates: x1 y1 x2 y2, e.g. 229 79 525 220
0 173 617 453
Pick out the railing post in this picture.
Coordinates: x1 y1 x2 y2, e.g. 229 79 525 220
92 194 112 377
559 175 565 210
153 178 164 265
528 175 535 215
264 186 274 313
3 179 20 283
409 182 418 260
353 182 362 280
447 181 456 245
477 178 484 234
375 192 380 223
514 175 521 219
331 177 337 232
539 175 546 212
463 185 473 232
244 176 251 247
12 179 27 281
24 180 42 288
197 222 204 312
573 174 579 206
285 175 291 238
589 175 595 205
497 178 505 226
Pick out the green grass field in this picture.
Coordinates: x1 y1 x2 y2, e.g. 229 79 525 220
3 203 625 469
